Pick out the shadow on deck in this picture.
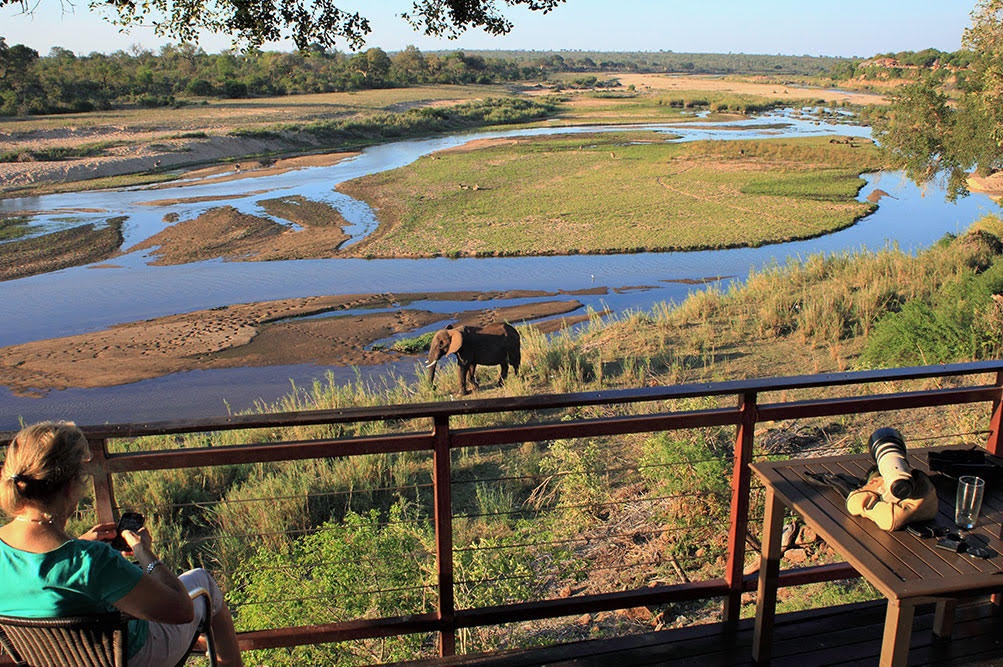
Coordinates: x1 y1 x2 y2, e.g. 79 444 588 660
393 599 1003 666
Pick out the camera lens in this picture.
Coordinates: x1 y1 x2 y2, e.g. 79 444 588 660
868 427 914 500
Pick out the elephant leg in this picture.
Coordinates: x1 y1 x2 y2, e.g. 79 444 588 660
499 362 509 384
468 364 479 389
457 363 470 395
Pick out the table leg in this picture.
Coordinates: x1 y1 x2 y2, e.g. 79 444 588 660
752 487 785 664
880 599 915 667
933 598 957 638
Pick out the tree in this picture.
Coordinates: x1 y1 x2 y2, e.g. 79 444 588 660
2 0 566 51
0 37 45 114
875 0 1003 200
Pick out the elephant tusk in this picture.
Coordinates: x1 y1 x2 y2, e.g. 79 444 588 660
425 360 436 368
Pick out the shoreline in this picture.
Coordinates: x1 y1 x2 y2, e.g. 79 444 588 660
0 290 595 395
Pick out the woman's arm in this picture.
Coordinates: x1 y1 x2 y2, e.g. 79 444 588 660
111 528 194 624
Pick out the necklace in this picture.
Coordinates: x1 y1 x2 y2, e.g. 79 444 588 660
13 514 55 525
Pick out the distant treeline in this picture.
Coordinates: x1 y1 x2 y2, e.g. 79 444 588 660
0 39 906 117
0 40 552 115
438 50 848 77
828 47 975 82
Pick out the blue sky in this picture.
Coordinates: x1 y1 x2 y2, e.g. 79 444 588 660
2 0 976 57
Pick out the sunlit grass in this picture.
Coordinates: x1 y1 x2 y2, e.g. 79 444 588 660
340 134 884 257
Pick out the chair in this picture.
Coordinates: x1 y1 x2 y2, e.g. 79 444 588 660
0 589 216 667
0 612 126 667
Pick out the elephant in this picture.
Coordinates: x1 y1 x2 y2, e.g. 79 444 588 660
425 323 520 395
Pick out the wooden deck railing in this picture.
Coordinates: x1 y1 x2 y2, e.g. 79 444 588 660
4 360 1003 659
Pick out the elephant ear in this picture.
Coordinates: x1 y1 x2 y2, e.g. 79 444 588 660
447 328 463 355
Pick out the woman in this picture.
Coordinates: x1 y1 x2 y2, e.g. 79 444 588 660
0 421 243 667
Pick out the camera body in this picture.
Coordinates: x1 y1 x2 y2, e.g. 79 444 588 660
868 427 914 500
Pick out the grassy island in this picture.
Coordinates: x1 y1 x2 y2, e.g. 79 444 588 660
339 133 886 258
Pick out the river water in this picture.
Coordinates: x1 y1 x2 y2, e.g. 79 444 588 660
0 110 996 429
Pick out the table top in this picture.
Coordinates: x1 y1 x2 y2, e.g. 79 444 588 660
750 446 1003 601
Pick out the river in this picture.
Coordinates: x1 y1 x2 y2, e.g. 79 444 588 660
0 109 996 429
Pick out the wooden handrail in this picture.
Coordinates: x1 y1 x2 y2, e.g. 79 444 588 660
5 361 1000 443
3 361 1001 660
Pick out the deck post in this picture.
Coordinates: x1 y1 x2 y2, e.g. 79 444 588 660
986 371 1003 456
723 391 757 623
433 416 456 656
87 437 117 524
991 373 1003 606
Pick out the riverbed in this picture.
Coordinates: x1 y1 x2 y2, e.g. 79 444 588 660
0 110 995 429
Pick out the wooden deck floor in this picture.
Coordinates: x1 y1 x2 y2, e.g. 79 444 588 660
392 599 1003 666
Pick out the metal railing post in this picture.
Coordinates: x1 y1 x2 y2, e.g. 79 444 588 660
86 437 117 524
433 416 456 656
723 391 757 623
986 371 1003 456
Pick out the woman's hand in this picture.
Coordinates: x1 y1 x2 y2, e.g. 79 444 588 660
121 526 154 557
78 522 117 542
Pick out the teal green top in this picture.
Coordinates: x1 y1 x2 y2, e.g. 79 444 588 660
0 537 148 658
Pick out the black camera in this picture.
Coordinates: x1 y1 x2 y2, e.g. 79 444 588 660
109 511 144 551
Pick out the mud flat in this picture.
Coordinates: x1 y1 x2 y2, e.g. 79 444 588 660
0 291 589 395
0 219 125 281
127 204 353 263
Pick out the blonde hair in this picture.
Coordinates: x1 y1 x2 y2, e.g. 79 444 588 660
1 422 89 515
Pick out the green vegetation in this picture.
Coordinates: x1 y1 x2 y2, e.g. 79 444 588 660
51 212 1003 662
373 332 434 353
0 41 544 116
545 88 826 126
341 134 884 258
874 0 1003 200
231 97 557 142
862 218 1003 366
0 216 31 241
0 38 856 117
452 50 849 77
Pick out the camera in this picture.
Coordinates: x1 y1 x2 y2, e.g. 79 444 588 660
868 427 914 500
109 511 144 551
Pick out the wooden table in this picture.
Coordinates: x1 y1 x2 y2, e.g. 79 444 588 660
750 447 1003 667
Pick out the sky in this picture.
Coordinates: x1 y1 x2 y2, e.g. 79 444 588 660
1 0 977 58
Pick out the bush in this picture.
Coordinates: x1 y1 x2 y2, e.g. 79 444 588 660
186 79 214 96
221 81 248 98
231 502 435 665
862 260 1003 366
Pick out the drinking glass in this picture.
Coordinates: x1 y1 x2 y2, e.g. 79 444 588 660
955 475 985 530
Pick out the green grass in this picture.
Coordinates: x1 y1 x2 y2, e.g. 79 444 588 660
373 331 434 353
339 134 884 258
0 217 32 241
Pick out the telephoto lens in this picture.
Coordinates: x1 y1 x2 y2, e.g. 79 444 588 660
868 427 914 500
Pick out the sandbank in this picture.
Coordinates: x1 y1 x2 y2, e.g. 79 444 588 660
0 291 589 395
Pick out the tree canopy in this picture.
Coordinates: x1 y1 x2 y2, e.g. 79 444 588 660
875 0 1003 200
1 0 565 51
